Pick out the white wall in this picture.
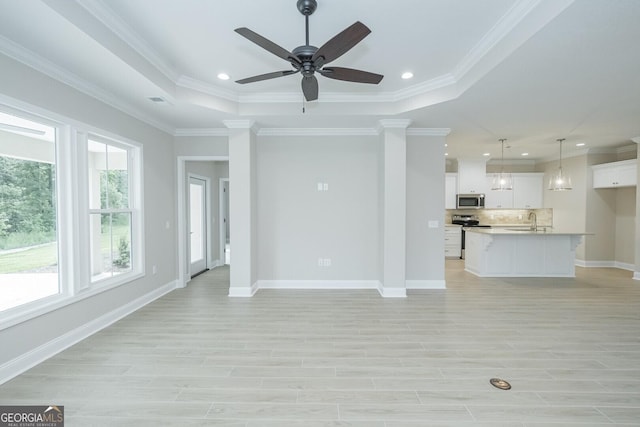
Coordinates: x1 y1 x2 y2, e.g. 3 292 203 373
0 54 176 369
256 136 379 281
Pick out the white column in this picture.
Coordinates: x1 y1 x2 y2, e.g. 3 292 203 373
378 119 411 297
632 137 640 280
225 120 258 296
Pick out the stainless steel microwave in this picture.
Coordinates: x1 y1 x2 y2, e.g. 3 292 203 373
456 193 485 209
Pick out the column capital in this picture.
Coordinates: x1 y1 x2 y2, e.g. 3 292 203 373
377 119 412 132
223 120 257 131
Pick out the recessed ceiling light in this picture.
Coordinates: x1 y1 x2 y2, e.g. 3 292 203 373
521 152 529 156
576 143 585 147
483 153 490 156
444 152 448 156
217 73 230 80
401 72 414 80
444 143 448 147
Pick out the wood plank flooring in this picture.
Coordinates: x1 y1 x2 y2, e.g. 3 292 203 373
2 261 640 425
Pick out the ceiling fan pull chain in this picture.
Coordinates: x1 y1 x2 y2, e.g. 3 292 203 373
302 93 306 114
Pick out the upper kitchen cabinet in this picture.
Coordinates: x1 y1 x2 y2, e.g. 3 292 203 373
592 159 637 188
485 176 513 208
484 173 543 209
513 173 544 208
457 159 487 194
445 173 457 209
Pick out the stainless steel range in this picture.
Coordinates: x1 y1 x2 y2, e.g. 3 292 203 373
451 214 491 259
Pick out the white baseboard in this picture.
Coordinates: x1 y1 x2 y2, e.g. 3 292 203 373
208 259 223 269
257 280 379 290
228 282 258 297
377 284 407 298
406 280 447 290
576 259 635 271
0 280 177 385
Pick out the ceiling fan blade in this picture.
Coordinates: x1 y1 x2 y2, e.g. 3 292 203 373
235 27 301 65
319 67 383 84
236 69 299 84
312 21 371 67
301 76 318 101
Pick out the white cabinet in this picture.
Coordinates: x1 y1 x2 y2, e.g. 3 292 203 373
445 173 457 209
483 173 543 209
592 160 637 188
513 174 544 208
485 176 513 208
457 159 487 194
445 225 462 258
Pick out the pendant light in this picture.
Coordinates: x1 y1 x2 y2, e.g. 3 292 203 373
491 138 513 190
548 138 572 191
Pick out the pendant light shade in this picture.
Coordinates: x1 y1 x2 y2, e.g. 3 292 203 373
549 138 572 191
491 138 513 190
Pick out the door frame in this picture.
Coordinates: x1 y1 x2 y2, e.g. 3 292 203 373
219 178 230 265
177 156 228 288
188 173 210 277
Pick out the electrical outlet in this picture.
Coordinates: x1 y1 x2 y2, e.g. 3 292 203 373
323 183 329 191
318 258 324 267
324 258 331 267
317 183 323 191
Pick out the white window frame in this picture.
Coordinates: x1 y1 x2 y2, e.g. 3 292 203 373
83 133 144 288
0 99 144 331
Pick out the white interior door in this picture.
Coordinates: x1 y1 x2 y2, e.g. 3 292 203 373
220 179 230 265
189 177 207 276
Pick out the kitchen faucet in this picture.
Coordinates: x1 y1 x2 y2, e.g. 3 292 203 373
528 211 537 231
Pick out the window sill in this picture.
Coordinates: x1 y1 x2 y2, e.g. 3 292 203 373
0 270 145 331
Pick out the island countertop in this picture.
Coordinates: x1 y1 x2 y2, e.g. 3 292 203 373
464 228 592 277
465 228 593 236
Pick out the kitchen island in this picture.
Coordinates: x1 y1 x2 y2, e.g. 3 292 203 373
464 228 591 277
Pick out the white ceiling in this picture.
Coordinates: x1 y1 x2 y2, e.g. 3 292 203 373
0 0 639 161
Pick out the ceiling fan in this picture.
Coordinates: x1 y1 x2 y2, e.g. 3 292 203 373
234 0 383 102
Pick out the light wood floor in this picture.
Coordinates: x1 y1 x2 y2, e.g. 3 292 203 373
2 261 640 426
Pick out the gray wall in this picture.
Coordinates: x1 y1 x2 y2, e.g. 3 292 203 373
406 135 446 281
539 150 637 266
0 54 176 366
256 136 380 281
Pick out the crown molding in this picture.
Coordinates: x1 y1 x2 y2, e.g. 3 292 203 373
177 75 239 102
76 0 179 82
631 136 640 144
257 128 379 137
174 128 229 137
407 128 452 137
0 35 174 134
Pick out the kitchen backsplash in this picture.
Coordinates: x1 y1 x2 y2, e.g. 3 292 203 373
445 208 553 227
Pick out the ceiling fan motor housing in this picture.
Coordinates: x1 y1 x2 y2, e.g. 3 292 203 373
297 0 317 16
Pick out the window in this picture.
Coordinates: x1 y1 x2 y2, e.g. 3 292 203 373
0 110 59 311
88 138 140 284
0 101 143 324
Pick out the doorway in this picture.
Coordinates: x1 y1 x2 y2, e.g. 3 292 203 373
220 178 230 265
189 176 207 277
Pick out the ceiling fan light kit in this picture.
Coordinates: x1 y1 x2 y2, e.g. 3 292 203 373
234 0 384 102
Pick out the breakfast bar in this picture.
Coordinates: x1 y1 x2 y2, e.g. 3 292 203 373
464 228 591 278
